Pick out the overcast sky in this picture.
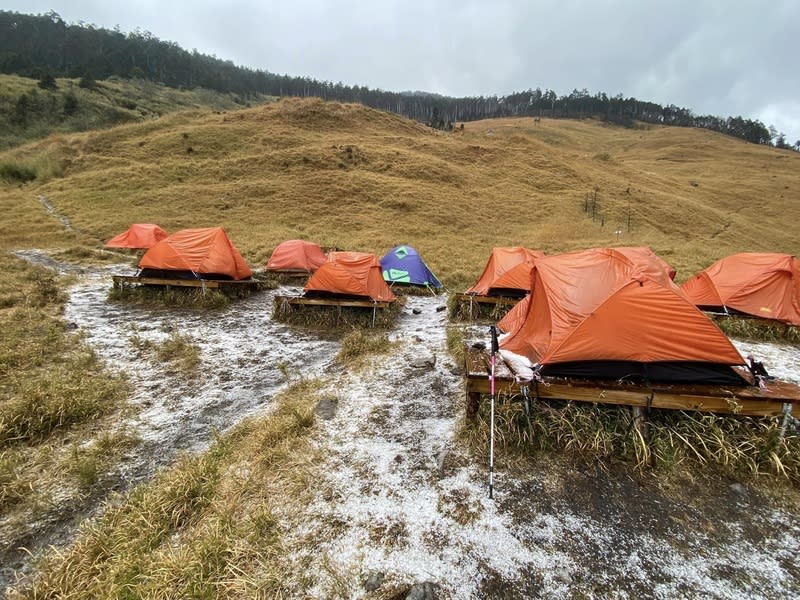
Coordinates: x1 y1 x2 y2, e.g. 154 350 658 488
4 0 799 143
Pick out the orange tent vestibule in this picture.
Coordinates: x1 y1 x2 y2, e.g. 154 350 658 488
466 247 544 297
105 223 168 249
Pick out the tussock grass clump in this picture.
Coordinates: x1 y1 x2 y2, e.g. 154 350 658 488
0 362 125 446
714 315 800 344
0 306 128 446
130 330 202 376
109 284 232 309
273 296 404 330
12 379 325 599
336 329 398 365
445 324 466 369
463 399 800 480
447 294 515 322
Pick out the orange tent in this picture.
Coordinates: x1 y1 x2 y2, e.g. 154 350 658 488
497 247 675 336
613 246 677 280
466 247 544 296
500 248 746 384
304 251 396 302
139 227 253 280
266 240 327 273
681 253 800 326
105 223 168 249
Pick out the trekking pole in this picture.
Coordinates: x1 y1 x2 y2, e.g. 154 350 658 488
489 325 498 499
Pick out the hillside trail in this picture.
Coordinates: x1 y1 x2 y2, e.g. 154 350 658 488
4 252 800 598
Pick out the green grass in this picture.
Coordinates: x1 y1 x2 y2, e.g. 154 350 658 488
0 74 276 150
335 329 398 365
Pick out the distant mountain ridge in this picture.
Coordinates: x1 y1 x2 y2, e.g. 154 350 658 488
0 9 796 150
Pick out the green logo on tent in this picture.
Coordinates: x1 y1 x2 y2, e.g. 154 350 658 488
384 268 411 282
394 246 410 259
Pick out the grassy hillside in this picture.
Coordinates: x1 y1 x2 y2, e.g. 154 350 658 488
1 97 798 287
0 73 274 150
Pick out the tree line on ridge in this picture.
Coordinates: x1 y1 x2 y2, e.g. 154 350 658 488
1 10 797 151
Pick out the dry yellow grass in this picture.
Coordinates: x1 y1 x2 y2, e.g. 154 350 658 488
1 97 797 289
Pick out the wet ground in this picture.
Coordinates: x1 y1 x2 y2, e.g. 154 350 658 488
3 253 800 598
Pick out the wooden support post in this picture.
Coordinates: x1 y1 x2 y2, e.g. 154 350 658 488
780 402 792 441
632 406 648 441
466 391 481 421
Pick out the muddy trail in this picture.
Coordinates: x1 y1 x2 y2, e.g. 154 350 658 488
4 251 800 598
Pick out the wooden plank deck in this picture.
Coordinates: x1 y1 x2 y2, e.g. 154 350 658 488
453 293 520 307
464 346 800 418
274 295 394 309
112 275 260 291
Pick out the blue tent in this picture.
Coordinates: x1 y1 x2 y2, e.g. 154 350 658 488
381 245 442 288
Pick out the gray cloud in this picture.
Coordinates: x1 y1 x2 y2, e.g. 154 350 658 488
5 0 799 142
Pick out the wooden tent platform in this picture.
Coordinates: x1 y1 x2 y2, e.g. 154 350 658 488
112 274 261 292
264 269 312 278
453 293 520 307
273 295 394 309
464 346 800 419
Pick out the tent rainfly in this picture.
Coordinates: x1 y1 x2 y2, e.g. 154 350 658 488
681 253 800 326
380 245 442 288
266 239 327 273
466 247 544 297
139 227 253 280
105 223 168 249
500 247 747 385
305 251 396 302
498 246 676 337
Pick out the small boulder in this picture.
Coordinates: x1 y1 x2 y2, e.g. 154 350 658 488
410 353 436 369
364 571 385 592
729 482 747 496
406 582 438 600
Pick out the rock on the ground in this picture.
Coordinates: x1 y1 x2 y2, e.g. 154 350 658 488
407 581 438 600
315 397 339 420
364 571 384 592
410 353 436 369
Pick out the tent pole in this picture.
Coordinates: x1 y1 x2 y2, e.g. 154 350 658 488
489 325 498 499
